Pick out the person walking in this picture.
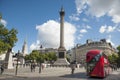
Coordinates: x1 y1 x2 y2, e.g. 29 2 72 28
30 63 33 72
0 64 4 74
70 61 76 74
33 63 36 72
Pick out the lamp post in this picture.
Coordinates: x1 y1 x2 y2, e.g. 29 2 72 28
15 50 20 75
39 45 43 73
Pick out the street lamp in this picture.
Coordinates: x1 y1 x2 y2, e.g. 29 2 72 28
39 45 43 73
15 50 20 75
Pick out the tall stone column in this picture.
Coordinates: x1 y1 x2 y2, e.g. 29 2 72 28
54 7 69 66
59 7 65 49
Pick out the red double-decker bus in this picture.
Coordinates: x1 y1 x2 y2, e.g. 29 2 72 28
86 49 111 78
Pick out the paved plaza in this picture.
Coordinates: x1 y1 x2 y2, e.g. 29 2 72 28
0 67 120 80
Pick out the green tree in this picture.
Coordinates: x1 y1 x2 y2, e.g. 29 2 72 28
108 53 118 64
37 53 45 63
117 45 120 55
46 52 57 61
25 50 45 63
0 21 18 54
24 54 31 61
25 51 57 63
30 50 39 61
117 45 120 64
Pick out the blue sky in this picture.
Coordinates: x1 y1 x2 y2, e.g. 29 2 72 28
0 0 120 53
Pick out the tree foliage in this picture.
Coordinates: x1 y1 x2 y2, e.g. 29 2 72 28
117 45 120 55
117 45 120 64
108 45 120 65
25 50 57 63
0 23 18 54
108 54 118 64
45 52 57 61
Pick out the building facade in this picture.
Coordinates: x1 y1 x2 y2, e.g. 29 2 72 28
39 48 58 54
71 39 117 64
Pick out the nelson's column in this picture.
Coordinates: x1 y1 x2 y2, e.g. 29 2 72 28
54 7 69 66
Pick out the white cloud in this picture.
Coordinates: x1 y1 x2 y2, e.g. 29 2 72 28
76 25 91 40
87 0 114 17
69 0 87 21
118 26 120 32
118 29 120 32
109 9 120 23
82 18 89 22
80 29 87 33
77 34 83 40
69 14 80 21
30 40 40 51
86 25 91 29
0 19 7 26
99 25 116 33
30 20 76 51
113 25 120 32
87 0 120 23
30 42 38 51
75 0 87 15
106 35 115 46
74 0 120 23
107 26 116 33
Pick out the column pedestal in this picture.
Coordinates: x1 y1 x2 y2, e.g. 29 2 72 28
54 48 69 66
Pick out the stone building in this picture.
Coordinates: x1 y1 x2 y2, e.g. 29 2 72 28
71 39 117 64
19 40 28 65
38 48 58 54
13 40 28 66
